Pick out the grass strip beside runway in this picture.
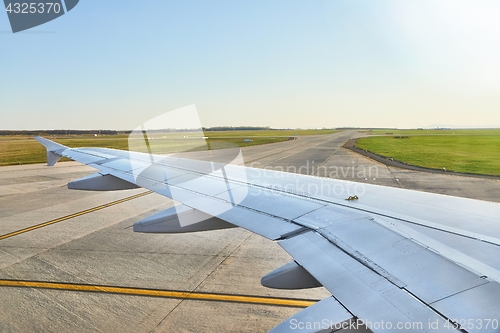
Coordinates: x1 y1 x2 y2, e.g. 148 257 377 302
356 131 500 176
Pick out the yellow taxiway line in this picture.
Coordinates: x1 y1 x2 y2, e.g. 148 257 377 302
0 279 317 308
0 191 153 241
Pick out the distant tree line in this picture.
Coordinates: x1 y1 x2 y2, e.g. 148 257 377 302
0 127 341 136
204 126 272 131
0 130 122 136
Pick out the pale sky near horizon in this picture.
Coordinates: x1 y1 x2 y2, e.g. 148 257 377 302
1 0 500 130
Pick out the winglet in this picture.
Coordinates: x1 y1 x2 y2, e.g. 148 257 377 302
34 136 68 166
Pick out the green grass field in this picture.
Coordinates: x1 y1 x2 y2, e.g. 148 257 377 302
0 129 337 166
356 129 500 176
363 129 500 136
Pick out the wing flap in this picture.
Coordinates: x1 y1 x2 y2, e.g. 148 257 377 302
315 216 488 304
269 296 353 333
432 282 500 333
173 188 306 240
280 231 459 332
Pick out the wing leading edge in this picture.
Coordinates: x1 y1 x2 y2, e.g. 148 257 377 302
35 137 500 333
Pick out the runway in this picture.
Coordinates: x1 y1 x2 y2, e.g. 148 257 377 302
1 130 500 332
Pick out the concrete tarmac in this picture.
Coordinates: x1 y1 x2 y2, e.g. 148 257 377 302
1 130 499 333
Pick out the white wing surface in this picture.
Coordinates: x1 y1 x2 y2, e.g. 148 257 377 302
35 136 500 333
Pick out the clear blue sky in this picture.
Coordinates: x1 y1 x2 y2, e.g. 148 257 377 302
1 0 500 130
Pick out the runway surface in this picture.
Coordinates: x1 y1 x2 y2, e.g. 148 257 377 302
1 130 500 332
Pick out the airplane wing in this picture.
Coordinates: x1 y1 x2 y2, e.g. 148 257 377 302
35 136 500 333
